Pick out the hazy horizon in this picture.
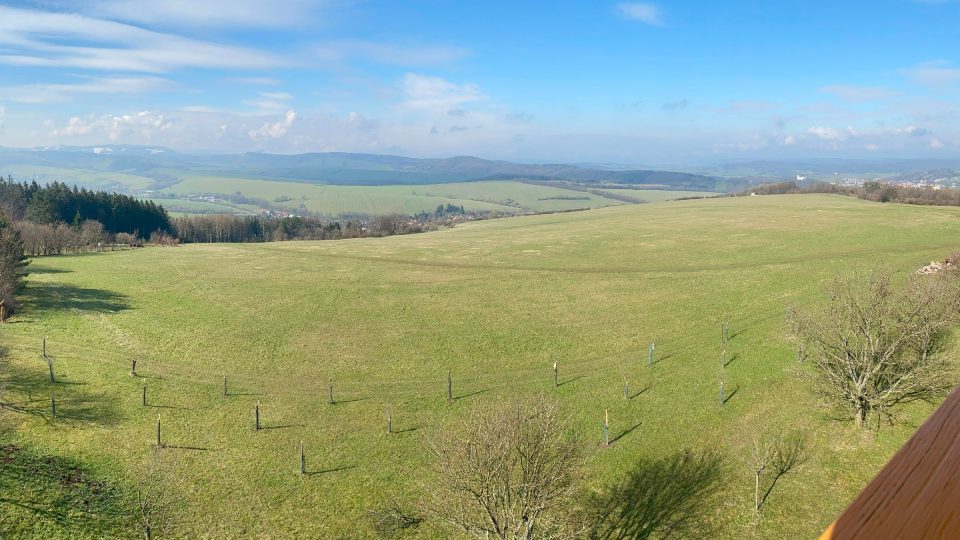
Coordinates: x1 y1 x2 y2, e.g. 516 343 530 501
0 1 958 164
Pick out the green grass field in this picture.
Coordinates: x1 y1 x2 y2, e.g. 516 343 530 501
603 188 718 202
163 176 630 215
3 194 958 538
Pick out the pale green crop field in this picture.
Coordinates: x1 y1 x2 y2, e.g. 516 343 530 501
3 194 959 538
142 198 260 215
604 188 719 201
164 176 625 215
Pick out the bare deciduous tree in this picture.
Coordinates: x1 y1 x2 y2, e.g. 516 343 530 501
132 460 180 540
428 395 580 540
789 270 959 427
750 430 808 514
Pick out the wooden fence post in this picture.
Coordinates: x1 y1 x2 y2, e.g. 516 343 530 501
300 441 306 475
255 402 261 431
142 385 147 406
131 359 137 377
447 371 452 402
223 375 228 397
47 357 55 383
156 415 162 448
602 409 610 447
648 342 655 367
51 394 56 418
553 362 558 388
327 383 334 405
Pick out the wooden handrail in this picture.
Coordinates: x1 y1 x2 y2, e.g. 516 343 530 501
819 386 960 539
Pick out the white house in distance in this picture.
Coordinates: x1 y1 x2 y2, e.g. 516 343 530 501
796 174 807 182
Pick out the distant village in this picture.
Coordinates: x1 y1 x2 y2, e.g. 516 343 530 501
800 173 960 190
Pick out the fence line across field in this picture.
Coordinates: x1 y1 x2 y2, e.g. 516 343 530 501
3 305 785 414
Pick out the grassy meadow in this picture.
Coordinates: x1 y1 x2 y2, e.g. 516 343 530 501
3 194 960 537
163 176 629 215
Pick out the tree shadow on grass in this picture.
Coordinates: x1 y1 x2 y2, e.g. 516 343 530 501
25 265 73 275
0 358 123 427
584 449 726 540
22 283 130 315
0 439 133 538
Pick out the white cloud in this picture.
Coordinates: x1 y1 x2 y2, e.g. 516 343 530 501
0 6 284 73
50 116 94 137
248 110 298 139
49 110 174 140
315 40 470 67
930 138 945 149
902 60 960 87
76 0 330 29
806 126 854 141
864 143 880 151
0 76 171 104
820 84 899 102
243 91 295 114
782 135 796 145
181 105 220 113
228 77 283 86
400 74 486 112
616 3 665 26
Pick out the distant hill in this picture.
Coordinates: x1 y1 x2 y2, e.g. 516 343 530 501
0 145 730 191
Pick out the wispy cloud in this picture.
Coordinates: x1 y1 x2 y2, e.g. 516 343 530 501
76 0 331 29
0 6 284 73
616 3 665 26
400 74 486 112
902 60 960 87
0 76 172 104
315 40 470 67
807 126 857 141
243 91 295 114
228 77 283 86
820 84 899 102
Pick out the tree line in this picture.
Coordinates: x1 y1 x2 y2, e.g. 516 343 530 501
0 213 28 321
0 177 172 236
744 178 960 206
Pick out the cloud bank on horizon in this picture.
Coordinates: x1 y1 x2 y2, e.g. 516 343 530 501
0 0 957 164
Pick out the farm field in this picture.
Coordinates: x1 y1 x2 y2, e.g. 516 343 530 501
603 188 718 201
3 194 960 537
162 176 629 215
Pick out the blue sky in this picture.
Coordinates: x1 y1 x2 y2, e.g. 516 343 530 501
0 0 958 164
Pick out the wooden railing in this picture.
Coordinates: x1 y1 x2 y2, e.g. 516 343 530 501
819 386 960 539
